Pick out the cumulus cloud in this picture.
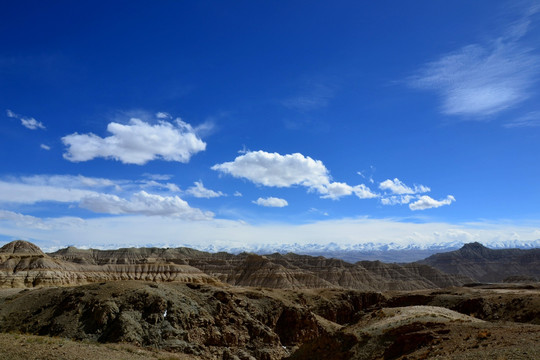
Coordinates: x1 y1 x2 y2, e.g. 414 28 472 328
320 182 378 200
186 181 225 198
6 109 45 130
79 191 213 220
409 195 455 210
212 150 376 200
379 178 430 195
253 197 288 207
40 144 51 150
409 5 540 116
62 116 206 165
378 178 454 210
213 151 329 188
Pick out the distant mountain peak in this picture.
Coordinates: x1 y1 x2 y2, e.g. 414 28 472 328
0 240 44 255
460 242 488 251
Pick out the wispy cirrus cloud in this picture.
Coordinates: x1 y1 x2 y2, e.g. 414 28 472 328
504 111 540 127
62 114 206 165
0 209 50 230
0 175 184 205
6 109 45 130
282 83 335 112
79 191 213 220
0 180 98 204
408 4 540 117
0 174 210 220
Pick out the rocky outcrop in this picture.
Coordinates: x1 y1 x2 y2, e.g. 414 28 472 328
0 241 216 288
419 242 540 282
0 282 382 359
1 279 539 359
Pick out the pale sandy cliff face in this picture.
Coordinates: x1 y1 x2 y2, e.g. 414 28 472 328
0 241 216 288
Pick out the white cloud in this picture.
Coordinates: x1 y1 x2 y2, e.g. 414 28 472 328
253 197 288 207
353 184 379 199
409 195 456 210
320 182 378 200
79 191 213 220
0 210 50 230
40 144 51 150
20 174 118 189
0 175 212 221
141 180 180 192
381 195 415 206
409 6 540 116
0 180 98 204
212 150 376 200
6 109 45 130
504 111 540 127
142 173 173 181
379 179 453 209
379 178 430 195
233 191 243 197
62 117 206 165
155 112 171 119
213 151 329 188
186 181 224 198
0 175 127 205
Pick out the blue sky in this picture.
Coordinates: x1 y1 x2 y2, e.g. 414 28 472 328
1 0 540 251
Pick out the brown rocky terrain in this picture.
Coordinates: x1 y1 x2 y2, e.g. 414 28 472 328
0 241 217 288
0 281 539 359
0 240 471 290
1 240 539 359
419 242 540 283
44 241 471 291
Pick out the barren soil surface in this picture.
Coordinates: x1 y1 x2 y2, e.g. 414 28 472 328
0 332 196 360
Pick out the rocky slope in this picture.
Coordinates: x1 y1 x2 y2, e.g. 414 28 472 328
419 242 540 282
0 241 216 288
1 282 539 359
45 242 470 290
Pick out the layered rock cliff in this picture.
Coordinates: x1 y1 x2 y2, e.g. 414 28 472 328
1 240 472 290
0 241 216 288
